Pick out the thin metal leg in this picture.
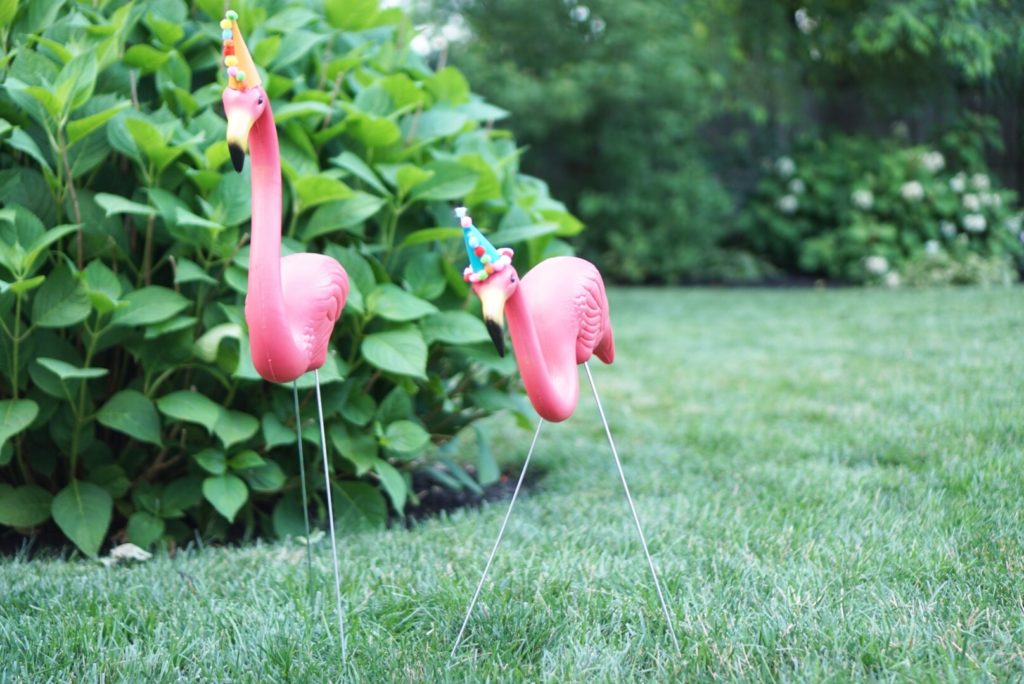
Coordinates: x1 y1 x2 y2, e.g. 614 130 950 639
584 362 680 652
315 369 347 664
293 381 312 582
449 419 545 659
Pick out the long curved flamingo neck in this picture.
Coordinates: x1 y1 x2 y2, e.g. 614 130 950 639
505 284 579 423
245 100 305 379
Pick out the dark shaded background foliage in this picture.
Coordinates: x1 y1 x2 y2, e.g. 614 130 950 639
0 0 580 555
433 0 1024 283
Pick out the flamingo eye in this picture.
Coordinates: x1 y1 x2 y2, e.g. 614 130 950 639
257 96 264 105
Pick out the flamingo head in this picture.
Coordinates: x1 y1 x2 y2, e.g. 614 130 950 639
223 86 268 172
471 252 519 357
219 9 265 173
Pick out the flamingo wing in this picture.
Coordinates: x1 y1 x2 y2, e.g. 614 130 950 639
281 253 349 372
573 264 614 365
522 256 614 367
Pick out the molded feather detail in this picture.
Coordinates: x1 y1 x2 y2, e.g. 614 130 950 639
281 253 350 373
573 266 611 364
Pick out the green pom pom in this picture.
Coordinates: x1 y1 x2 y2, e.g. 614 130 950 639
225 9 238 20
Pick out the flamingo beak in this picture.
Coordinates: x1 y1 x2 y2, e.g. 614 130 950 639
225 110 254 173
478 287 507 357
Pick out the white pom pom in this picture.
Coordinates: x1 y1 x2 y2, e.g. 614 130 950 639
454 207 468 218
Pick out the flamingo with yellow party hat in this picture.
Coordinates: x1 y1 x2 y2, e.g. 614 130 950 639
218 9 350 663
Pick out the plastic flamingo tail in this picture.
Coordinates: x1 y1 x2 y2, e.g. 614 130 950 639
595 327 615 365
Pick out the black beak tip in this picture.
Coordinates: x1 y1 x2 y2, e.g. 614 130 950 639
229 144 245 173
485 320 505 358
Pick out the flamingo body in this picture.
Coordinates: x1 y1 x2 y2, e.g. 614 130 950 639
475 256 614 423
224 86 348 384
519 257 614 366
247 253 349 383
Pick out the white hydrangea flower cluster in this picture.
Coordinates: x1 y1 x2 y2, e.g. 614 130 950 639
900 180 924 201
851 188 874 210
776 194 799 214
963 214 987 233
775 156 796 178
865 255 889 274
919 151 945 173
949 172 967 193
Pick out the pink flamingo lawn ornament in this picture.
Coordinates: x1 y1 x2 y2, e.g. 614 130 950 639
449 207 680 656
218 10 349 661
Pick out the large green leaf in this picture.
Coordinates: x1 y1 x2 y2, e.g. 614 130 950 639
409 160 479 201
123 44 170 73
36 357 107 380
366 284 438 322
382 420 430 457
426 67 471 104
361 326 428 378
21 224 79 274
399 227 463 248
262 412 295 449
193 448 227 475
156 391 222 434
474 424 501 486
111 286 189 328
488 223 560 245
301 193 386 241
96 390 162 446
330 151 389 196
94 193 156 218
272 491 308 539
0 399 38 456
202 474 248 522
0 484 52 527
126 511 164 548
228 450 264 470
340 389 376 427
55 51 97 114
67 101 131 146
214 410 259 449
373 459 407 511
0 0 19 28
241 460 286 493
81 259 123 314
421 311 490 345
331 481 386 532
293 174 352 213
51 481 112 557
31 262 90 328
403 253 447 300
329 423 378 475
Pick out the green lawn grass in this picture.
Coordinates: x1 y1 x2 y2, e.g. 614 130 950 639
3 287 1023 682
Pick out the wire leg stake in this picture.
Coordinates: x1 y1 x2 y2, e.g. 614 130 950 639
584 362 680 652
315 369 347 665
450 419 545 659
293 381 313 583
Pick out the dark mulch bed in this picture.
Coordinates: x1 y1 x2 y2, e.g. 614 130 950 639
400 465 544 526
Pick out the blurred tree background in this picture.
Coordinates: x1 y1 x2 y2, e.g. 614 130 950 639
425 0 1024 284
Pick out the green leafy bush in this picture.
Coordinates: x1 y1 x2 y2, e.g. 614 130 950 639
0 0 578 556
435 0 738 283
742 131 1023 284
